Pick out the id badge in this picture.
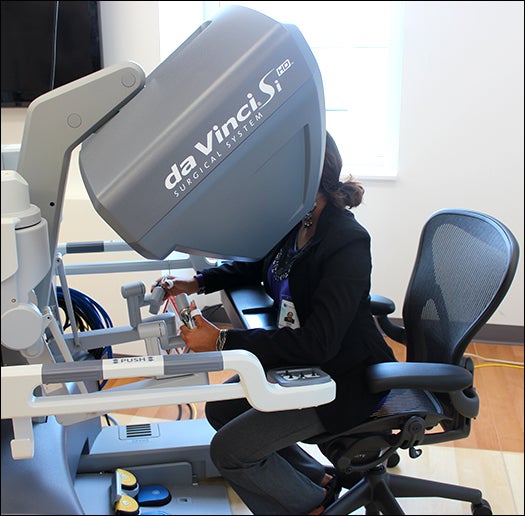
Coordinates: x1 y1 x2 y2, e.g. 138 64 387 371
278 299 300 329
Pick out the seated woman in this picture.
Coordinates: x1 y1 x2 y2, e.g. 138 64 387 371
155 132 396 515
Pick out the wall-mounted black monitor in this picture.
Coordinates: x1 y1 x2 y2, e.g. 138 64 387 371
1 0 102 107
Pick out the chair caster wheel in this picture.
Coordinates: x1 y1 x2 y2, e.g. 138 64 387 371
386 452 400 468
471 499 492 515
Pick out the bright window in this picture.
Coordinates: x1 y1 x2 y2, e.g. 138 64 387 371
159 1 403 179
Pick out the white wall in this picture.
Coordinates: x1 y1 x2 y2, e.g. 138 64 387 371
2 1 523 344
359 0 524 330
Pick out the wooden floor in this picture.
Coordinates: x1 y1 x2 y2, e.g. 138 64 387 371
107 340 524 514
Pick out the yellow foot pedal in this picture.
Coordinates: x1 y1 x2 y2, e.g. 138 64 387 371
116 468 139 498
114 494 139 515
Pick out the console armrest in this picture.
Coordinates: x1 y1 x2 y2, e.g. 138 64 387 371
221 286 277 330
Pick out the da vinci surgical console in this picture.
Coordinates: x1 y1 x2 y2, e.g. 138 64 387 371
1 6 332 514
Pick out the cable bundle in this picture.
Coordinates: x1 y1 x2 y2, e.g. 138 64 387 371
55 285 113 361
56 286 112 331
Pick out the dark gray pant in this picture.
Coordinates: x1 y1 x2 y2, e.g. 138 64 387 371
205 376 329 515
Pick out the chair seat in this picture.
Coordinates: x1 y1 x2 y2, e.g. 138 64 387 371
306 388 445 445
370 387 444 425
304 388 449 474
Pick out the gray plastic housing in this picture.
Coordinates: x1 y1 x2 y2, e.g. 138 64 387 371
79 5 325 261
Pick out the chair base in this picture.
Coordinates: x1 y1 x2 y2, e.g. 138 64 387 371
323 464 492 515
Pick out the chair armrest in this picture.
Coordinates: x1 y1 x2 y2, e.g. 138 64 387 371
369 294 396 316
370 294 406 344
366 362 473 393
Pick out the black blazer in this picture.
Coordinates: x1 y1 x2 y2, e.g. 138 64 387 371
199 203 395 433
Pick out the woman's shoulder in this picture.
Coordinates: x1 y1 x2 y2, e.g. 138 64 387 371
313 207 371 264
323 205 370 238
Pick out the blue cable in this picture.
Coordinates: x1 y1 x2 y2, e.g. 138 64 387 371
57 286 113 332
56 286 113 387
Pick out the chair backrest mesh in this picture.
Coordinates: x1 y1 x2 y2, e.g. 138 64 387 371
403 209 519 365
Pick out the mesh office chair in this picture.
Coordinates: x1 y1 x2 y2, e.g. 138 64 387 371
306 208 520 515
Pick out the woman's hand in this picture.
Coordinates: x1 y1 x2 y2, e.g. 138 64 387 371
179 301 220 352
151 275 199 300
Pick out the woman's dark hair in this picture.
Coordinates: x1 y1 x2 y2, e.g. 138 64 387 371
320 131 364 209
